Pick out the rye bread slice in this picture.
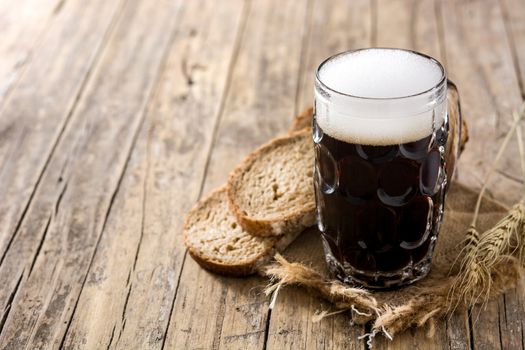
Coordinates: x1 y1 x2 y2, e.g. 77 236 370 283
227 130 316 237
183 187 301 276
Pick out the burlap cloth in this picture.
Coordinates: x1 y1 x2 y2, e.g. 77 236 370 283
264 181 524 340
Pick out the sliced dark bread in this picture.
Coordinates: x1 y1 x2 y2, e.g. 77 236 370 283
183 187 302 276
227 130 316 237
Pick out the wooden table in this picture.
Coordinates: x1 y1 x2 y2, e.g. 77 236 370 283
0 0 524 349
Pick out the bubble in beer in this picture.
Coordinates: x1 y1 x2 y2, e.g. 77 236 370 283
319 49 443 99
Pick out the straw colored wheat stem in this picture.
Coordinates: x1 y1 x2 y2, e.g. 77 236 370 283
450 103 525 308
470 104 525 228
514 110 525 264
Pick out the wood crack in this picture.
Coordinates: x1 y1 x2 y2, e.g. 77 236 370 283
54 181 68 216
262 307 272 350
0 273 24 337
195 0 250 201
57 0 189 346
160 2 252 349
0 0 127 273
58 115 140 348
120 283 133 327
106 324 116 350
211 285 228 350
364 322 372 350
27 215 52 279
498 299 505 350
468 309 475 350
446 318 452 350
160 249 188 350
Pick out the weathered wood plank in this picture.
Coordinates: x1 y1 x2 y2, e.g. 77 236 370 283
0 0 181 348
500 0 525 98
295 0 372 112
59 1 246 349
0 0 124 285
498 289 525 350
268 0 371 349
0 0 63 103
376 0 441 59
0 0 125 328
163 1 310 349
440 0 524 350
441 0 522 201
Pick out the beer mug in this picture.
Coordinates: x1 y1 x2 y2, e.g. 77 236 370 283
313 48 462 288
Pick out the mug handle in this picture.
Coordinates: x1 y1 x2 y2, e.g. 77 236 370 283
445 79 465 185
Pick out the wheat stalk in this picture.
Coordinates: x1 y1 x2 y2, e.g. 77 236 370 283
513 110 525 265
450 103 525 309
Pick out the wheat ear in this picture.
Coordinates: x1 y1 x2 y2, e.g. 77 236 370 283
450 103 525 309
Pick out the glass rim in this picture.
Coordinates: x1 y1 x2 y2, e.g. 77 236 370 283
315 47 447 101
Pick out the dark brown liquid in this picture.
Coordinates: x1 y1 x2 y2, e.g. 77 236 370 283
314 121 447 288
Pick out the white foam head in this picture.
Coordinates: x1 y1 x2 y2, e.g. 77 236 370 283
315 48 447 145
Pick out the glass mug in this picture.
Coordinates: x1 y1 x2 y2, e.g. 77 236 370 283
313 48 462 288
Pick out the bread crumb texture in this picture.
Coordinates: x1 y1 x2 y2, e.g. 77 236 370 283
184 188 276 265
232 132 315 220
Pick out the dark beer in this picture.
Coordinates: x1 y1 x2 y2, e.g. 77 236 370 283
313 48 455 288
314 119 447 288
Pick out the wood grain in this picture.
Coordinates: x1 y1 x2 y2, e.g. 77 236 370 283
267 0 371 349
0 0 62 104
441 0 524 349
0 0 124 266
501 0 525 98
0 0 124 327
0 0 181 347
295 0 372 111
0 0 523 348
59 1 246 348
164 1 310 349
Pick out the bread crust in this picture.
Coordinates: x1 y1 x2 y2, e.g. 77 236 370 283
183 187 265 276
227 130 316 237
288 106 313 134
183 187 303 277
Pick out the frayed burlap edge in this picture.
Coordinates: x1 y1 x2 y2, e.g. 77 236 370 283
261 253 524 342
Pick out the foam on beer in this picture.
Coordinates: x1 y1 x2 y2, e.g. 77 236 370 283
315 49 446 145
